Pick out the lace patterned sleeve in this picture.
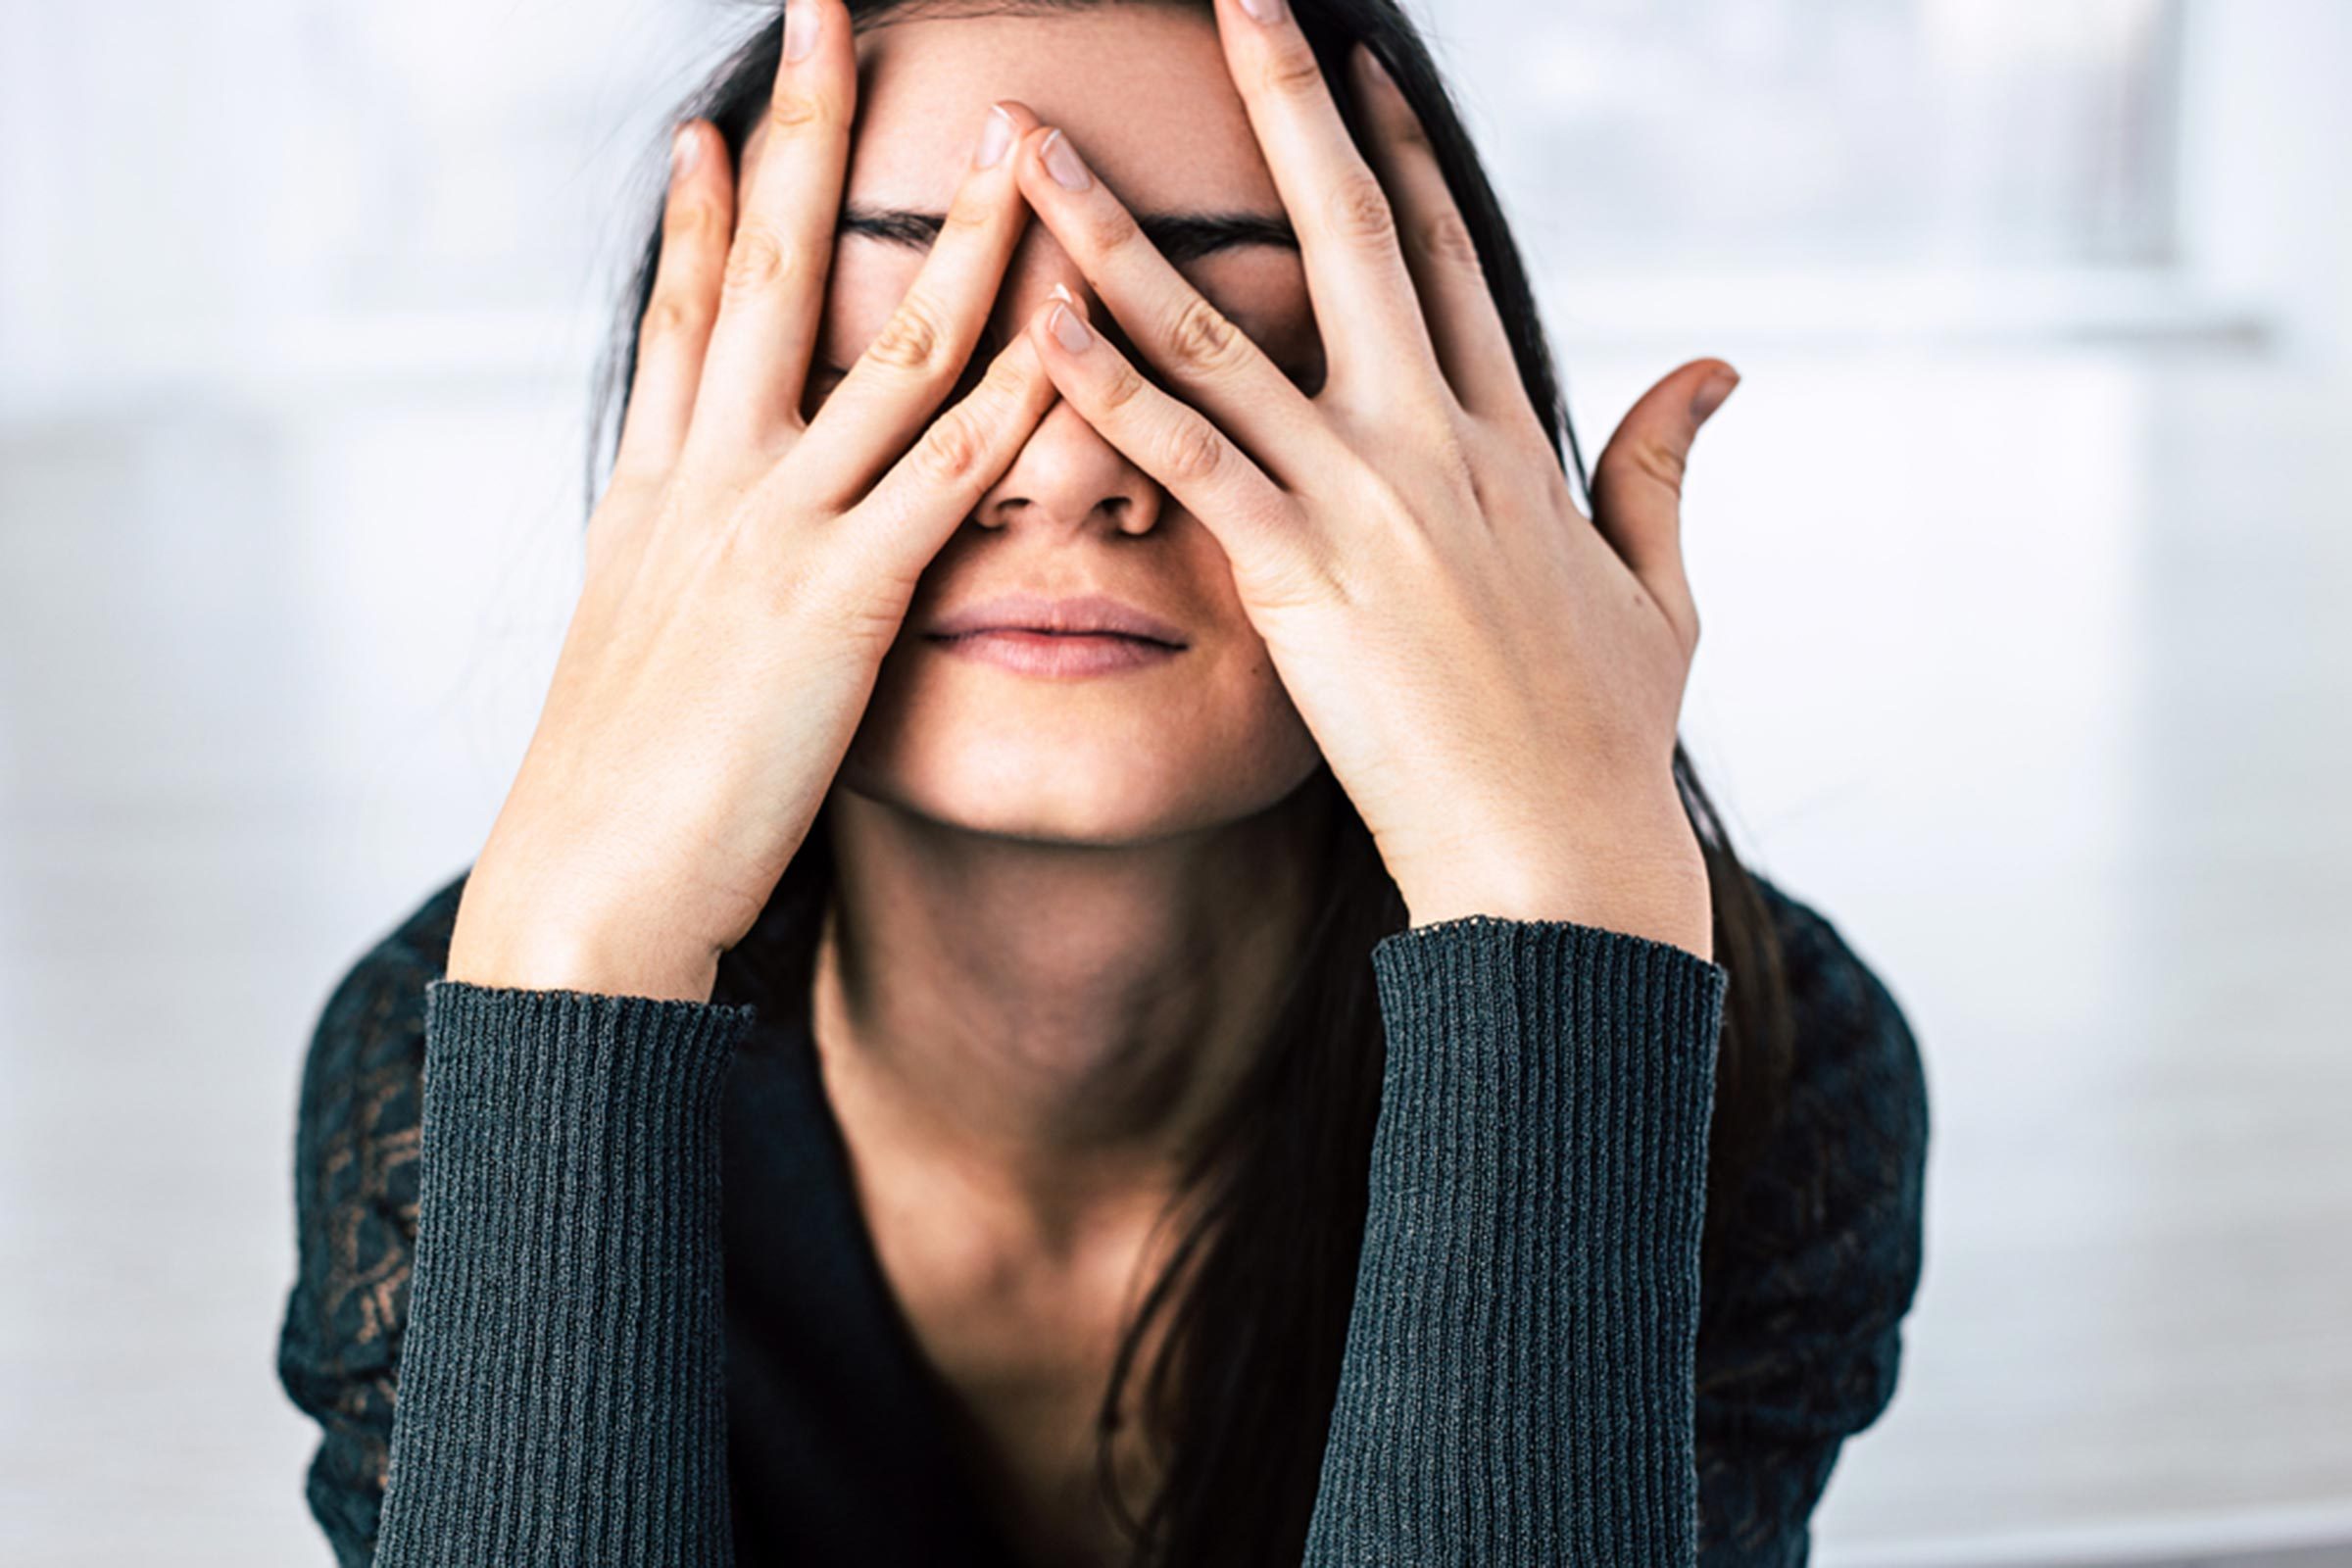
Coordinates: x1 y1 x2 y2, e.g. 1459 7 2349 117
1694 887 1933 1568
276 884 459 1566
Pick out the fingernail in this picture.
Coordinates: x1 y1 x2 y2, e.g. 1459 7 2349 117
1239 0 1287 23
1048 281 1082 311
1049 301 1095 353
671 123 702 175
1041 128 1093 191
783 0 819 63
975 104 1014 170
1690 368 1740 425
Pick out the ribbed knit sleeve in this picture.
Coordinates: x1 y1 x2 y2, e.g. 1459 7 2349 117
1302 914 1730 1568
368 980 756 1568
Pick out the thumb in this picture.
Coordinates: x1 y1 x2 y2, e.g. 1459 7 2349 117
1587 357 1738 638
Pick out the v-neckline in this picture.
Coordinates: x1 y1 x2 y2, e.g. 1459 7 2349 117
711 855 1033 1568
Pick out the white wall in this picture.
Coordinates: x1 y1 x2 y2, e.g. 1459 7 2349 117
2176 0 2352 363
0 0 742 417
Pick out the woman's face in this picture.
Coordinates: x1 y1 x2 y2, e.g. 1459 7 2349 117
738 3 1331 848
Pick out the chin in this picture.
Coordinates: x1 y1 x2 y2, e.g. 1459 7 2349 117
831 727 1324 852
831 745 1216 848
832 654 1327 847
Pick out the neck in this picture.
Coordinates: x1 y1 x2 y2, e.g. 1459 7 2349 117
807 776 1332 1259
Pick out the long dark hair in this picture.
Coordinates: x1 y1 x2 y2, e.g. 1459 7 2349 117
589 3 1797 1562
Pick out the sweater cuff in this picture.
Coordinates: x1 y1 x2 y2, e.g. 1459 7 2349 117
371 981 755 1567
1306 915 1728 1567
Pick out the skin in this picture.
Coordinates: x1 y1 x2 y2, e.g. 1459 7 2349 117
784 4 1729 1559
763 13 1339 1557
454 0 1736 1560
789 5 1332 1198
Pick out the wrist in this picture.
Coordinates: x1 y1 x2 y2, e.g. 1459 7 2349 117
446 883 722 1004
1401 799 1714 961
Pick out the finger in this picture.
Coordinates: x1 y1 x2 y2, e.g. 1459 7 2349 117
1028 297 1308 596
1348 45 1542 443
610 121 736 490
1589 359 1740 654
685 0 856 462
1009 121 1351 493
795 100 1041 511
1210 0 1446 403
839 313 1062 588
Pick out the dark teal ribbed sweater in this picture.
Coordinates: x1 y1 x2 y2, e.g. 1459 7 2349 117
278 867 1929 1566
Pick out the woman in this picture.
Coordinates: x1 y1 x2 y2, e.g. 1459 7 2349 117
277 0 1931 1563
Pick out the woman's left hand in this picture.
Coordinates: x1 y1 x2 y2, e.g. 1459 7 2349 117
1007 0 1736 960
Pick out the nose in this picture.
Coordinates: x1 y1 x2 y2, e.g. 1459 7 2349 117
971 235 1162 538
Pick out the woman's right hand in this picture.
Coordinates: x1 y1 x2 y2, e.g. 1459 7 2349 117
445 1 1054 1003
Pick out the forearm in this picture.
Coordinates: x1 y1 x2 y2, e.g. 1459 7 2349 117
371 980 752 1567
1302 914 1728 1565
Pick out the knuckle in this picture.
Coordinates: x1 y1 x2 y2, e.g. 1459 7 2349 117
955 353 1013 415
1163 294 1248 376
966 354 1026 418
1099 357 1151 416
1423 427 1477 495
1241 530 1339 614
1386 97 1435 154
796 553 876 637
1422 208 1484 274
1080 198 1142 259
765 85 833 135
1325 171 1397 249
1260 38 1329 102
1627 436 1689 495
912 410 987 484
939 197 994 239
1160 417 1226 485
639 292 707 345
667 197 727 251
867 294 951 374
721 224 795 301
598 463 662 513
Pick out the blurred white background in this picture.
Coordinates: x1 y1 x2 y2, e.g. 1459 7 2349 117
3 1 2348 1564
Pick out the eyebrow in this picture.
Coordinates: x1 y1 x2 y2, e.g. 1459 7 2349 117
840 203 1298 263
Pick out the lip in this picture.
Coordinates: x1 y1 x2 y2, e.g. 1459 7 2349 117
925 592 1189 647
931 629 1184 678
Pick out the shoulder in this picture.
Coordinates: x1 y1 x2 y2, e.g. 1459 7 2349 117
278 869 472 1555
286 867 471 1298
1688 874 1930 1558
1702 869 1937 1410
290 866 472 1251
1747 872 1931 1210
316 870 469 1049
294 870 469 1152
1697 870 1931 1421
284 872 469 1320
1687 876 1931 1555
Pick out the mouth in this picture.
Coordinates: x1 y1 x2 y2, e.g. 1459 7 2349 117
924 628 1179 648
924 592 1190 648
925 627 1187 677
